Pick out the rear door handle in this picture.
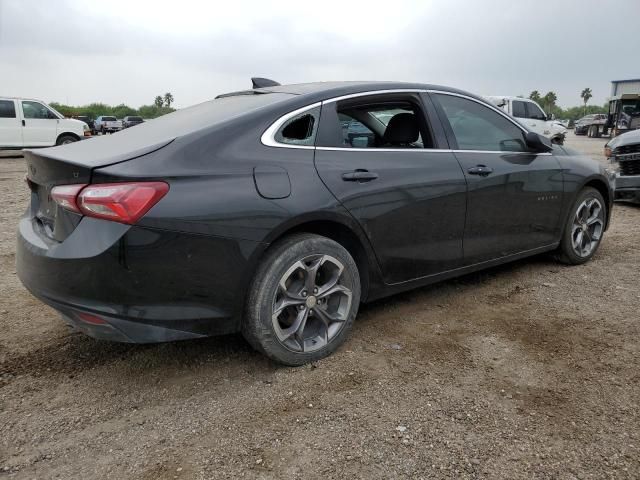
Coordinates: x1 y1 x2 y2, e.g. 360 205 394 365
467 165 493 176
342 169 379 182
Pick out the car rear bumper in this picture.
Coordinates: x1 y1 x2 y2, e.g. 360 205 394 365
17 215 265 343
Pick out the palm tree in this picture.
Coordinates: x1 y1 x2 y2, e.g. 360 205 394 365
154 96 164 108
529 90 542 104
580 88 593 115
542 91 557 113
163 92 174 108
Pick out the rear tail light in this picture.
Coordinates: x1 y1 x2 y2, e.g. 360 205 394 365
50 184 86 213
51 181 169 225
77 312 108 325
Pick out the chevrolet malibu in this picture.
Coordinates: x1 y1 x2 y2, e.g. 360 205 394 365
17 81 613 365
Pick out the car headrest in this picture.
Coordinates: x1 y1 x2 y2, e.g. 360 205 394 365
383 113 419 145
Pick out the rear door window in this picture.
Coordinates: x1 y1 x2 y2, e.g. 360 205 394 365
317 93 434 149
0 100 16 118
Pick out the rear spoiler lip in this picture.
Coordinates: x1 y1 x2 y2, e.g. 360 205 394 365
23 138 175 170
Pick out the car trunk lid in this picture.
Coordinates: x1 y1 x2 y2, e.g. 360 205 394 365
23 138 172 242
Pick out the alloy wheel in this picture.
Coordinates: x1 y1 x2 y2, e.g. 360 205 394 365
571 197 604 257
272 254 353 353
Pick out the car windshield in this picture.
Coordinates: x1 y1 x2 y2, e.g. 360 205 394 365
128 117 142 121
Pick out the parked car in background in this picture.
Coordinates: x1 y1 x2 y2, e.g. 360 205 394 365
94 116 122 134
485 96 567 144
17 80 613 366
574 114 607 136
605 128 640 203
340 116 375 147
0 97 89 149
122 116 144 128
74 115 95 134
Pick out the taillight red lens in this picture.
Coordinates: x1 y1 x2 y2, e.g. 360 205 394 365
78 182 169 224
77 312 108 325
51 184 87 213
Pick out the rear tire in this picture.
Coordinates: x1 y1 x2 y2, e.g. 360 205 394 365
56 134 78 145
242 233 361 366
556 187 606 265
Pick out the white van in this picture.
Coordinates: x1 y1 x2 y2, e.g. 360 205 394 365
0 97 90 149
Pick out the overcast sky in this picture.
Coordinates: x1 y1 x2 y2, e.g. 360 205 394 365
1 0 638 109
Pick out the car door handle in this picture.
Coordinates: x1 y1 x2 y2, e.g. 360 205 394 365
342 170 379 182
22 120 25 126
467 165 493 176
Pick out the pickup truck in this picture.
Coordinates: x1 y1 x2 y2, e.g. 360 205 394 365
0 97 89 149
485 96 568 145
122 116 144 128
94 116 123 134
605 128 640 203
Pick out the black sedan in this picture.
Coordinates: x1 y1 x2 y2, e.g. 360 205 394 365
17 81 614 365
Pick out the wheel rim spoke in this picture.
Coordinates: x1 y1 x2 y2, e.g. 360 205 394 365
273 296 305 317
281 307 309 343
318 283 352 300
314 305 346 324
303 255 325 292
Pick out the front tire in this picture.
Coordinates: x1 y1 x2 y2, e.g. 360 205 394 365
556 187 606 265
56 134 78 145
243 233 361 366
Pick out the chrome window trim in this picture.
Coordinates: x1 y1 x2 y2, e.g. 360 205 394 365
260 102 321 149
261 88 540 153
316 146 551 156
320 88 428 104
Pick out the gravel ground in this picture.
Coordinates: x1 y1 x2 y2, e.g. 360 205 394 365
1 135 638 479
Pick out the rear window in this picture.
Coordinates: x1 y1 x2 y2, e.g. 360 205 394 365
0 100 16 118
102 116 117 121
128 116 142 121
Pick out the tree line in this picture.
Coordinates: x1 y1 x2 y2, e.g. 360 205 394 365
524 88 607 121
50 93 176 120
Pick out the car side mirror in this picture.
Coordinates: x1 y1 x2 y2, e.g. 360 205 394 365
525 132 553 152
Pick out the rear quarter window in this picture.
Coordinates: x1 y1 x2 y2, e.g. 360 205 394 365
273 106 320 146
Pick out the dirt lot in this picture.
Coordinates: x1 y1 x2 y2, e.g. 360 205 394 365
1 135 638 479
